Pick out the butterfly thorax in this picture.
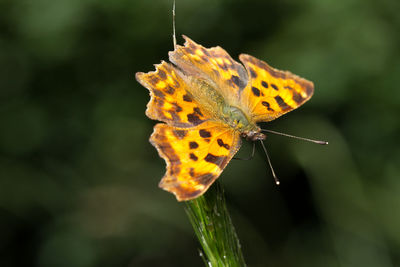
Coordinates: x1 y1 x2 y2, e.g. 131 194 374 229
191 77 265 141
222 105 265 141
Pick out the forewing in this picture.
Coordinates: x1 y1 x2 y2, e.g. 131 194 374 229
169 35 248 104
239 54 314 122
150 121 241 201
136 61 207 127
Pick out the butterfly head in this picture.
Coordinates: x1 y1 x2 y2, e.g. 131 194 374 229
241 130 266 141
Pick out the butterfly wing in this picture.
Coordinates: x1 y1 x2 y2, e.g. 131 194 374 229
137 54 242 201
136 61 208 127
238 54 314 122
151 121 241 201
169 35 248 105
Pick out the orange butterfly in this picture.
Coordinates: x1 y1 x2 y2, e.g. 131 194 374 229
136 36 314 201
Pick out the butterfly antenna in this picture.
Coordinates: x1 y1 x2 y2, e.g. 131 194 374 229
261 129 328 145
172 0 177 50
259 140 280 185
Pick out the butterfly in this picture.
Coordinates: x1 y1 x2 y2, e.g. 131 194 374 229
136 35 314 201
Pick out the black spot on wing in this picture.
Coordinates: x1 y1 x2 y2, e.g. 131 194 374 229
217 138 230 150
270 84 279 91
189 141 199 149
189 153 198 161
230 75 240 87
187 113 203 125
199 129 212 138
251 87 261 97
183 94 192 102
292 90 305 104
165 86 175 94
154 98 164 106
153 89 165 99
158 69 167 79
219 63 228 71
193 107 203 117
249 67 257 78
189 168 195 177
229 74 247 91
204 153 227 166
200 55 210 62
173 103 182 112
148 76 159 86
201 47 210 56
184 46 196 55
173 129 187 139
274 96 291 110
178 189 202 200
167 110 180 122
262 101 274 111
196 173 217 186
261 81 268 88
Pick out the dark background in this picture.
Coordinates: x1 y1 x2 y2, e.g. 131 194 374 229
1 0 399 266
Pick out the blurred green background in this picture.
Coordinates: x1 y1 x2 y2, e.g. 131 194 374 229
1 0 399 266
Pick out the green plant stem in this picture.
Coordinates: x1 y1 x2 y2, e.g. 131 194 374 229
184 181 246 267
